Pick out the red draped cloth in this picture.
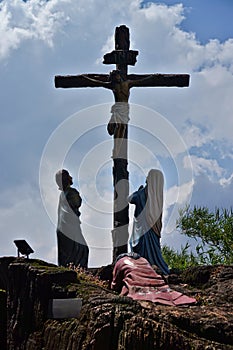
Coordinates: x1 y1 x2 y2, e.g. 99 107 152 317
111 256 196 306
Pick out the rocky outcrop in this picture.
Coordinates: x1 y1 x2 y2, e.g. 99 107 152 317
0 257 232 350
0 288 7 350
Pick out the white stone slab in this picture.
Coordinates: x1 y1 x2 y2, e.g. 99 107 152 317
48 298 82 319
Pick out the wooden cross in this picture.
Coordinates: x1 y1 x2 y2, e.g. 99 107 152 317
55 25 190 263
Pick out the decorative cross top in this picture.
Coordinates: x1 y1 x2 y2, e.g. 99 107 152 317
55 25 189 92
55 25 190 262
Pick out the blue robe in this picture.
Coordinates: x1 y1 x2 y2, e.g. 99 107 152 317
129 187 170 275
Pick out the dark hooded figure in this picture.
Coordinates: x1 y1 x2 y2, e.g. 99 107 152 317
55 169 89 268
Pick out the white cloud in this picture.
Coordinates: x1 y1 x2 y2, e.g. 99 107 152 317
163 179 194 234
0 0 70 59
184 155 224 180
219 173 233 188
0 185 56 264
165 180 194 208
182 123 212 148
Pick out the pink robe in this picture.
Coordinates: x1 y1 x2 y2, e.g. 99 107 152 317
111 256 196 306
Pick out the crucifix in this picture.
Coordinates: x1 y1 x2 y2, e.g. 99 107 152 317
55 25 189 263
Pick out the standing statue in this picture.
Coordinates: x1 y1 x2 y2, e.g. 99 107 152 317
55 169 89 268
128 169 170 275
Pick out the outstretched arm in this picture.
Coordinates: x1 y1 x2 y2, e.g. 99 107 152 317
55 73 112 89
127 73 190 88
128 74 155 88
81 75 112 89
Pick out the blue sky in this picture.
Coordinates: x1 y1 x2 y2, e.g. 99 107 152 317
0 0 233 267
149 0 233 43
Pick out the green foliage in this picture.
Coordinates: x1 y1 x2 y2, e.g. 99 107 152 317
176 205 233 265
162 243 198 271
